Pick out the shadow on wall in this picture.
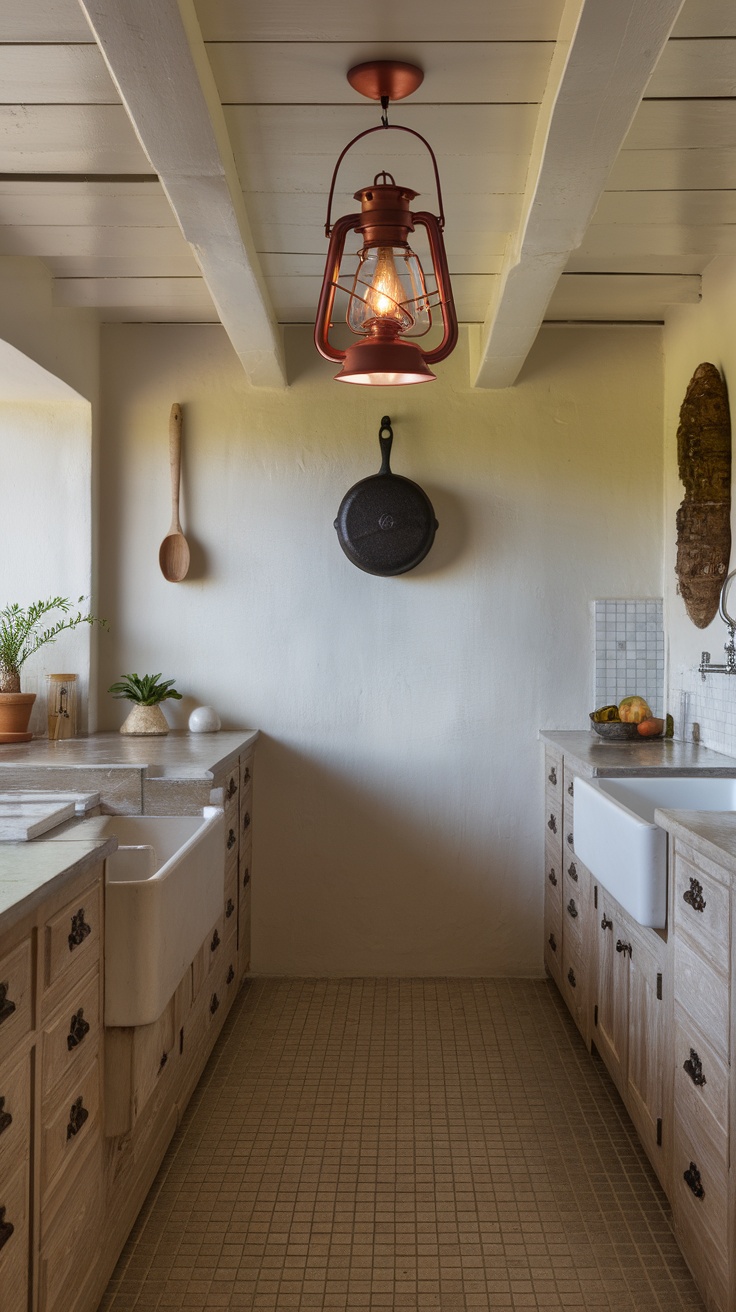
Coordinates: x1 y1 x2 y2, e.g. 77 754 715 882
251 735 541 977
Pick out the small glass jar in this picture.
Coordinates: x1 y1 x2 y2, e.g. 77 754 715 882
46 673 77 740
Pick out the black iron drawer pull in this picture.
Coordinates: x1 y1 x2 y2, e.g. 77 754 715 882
242 811 251 832
0 982 16 1026
226 965 235 985
67 1008 90 1051
68 909 91 951
548 932 557 953
211 929 221 953
0 1097 11 1137
227 829 236 850
683 877 706 913
243 767 251 785
548 868 557 887
243 867 250 888
226 898 235 919
616 939 632 958
567 862 578 882
227 777 237 799
0 1206 13 1252
159 1051 168 1072
567 899 578 919
567 967 576 989
548 766 557 786
568 780 574 796
66 1096 89 1140
210 993 219 1016
601 915 612 931
684 1049 707 1087
566 831 574 849
684 1162 705 1199
547 813 557 834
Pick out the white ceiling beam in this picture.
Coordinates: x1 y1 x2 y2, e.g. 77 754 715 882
77 0 287 389
473 0 686 390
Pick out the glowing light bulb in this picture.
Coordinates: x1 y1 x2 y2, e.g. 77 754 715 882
369 248 405 321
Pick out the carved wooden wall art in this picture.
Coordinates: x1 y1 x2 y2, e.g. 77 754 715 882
675 361 731 628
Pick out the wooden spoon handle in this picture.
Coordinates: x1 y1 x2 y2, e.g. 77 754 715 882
168 403 183 532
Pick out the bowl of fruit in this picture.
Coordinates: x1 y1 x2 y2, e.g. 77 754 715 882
590 698 664 740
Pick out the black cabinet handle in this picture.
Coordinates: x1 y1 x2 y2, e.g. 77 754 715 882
684 1162 705 1199
243 867 250 888
567 968 576 988
547 814 557 834
0 982 16 1027
683 877 706 913
684 1049 707 1087
211 929 221 953
566 831 574 849
242 811 251 832
67 1008 90 1051
615 939 632 958
0 1097 11 1137
243 767 251 785
227 829 236 850
66 1096 89 1141
0 1206 13 1253
226 965 235 985
226 898 235 919
227 777 237 799
567 899 578 919
548 933 557 953
567 862 578 882
548 766 557 786
210 993 220 1016
568 780 574 797
547 868 557 887
601 916 612 931
68 909 91 951
159 1051 168 1072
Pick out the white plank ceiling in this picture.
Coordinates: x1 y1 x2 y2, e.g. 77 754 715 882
0 0 733 385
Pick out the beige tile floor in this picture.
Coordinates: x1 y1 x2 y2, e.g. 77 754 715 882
98 979 705 1311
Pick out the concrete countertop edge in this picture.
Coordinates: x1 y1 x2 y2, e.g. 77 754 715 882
0 729 260 782
0 835 117 937
655 808 736 877
540 729 736 777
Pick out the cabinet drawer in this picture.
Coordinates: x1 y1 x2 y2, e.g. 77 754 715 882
217 765 239 809
673 856 730 978
0 937 33 1066
192 913 226 999
41 1051 100 1203
562 885 585 954
0 1160 29 1312
39 1138 102 1312
544 751 561 794
240 755 254 796
0 1051 31 1180
544 895 562 986
561 938 587 1039
42 879 102 1014
672 1107 729 1306
544 837 562 903
41 967 100 1103
674 934 730 1063
207 928 238 1034
674 1004 729 1139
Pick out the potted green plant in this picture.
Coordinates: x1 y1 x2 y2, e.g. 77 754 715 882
0 596 106 742
108 672 183 736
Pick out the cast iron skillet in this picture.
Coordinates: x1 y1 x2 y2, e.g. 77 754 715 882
334 416 438 576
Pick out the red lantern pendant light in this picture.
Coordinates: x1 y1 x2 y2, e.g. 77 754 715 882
314 61 458 386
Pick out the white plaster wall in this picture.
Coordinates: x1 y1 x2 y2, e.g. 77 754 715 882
0 259 101 731
664 257 736 752
98 322 663 975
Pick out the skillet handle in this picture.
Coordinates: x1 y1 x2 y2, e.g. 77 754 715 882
378 416 393 474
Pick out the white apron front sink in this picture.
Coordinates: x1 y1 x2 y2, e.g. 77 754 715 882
573 775 736 928
77 811 224 1026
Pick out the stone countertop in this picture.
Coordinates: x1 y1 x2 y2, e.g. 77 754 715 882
0 730 259 781
0 835 116 933
655 809 736 878
540 730 736 776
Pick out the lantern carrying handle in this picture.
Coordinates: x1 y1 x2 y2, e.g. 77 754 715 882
325 123 446 237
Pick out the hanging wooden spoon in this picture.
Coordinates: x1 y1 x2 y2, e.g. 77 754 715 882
159 403 191 582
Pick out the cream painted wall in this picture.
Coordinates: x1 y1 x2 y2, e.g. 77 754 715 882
0 259 101 731
664 257 736 749
98 322 663 975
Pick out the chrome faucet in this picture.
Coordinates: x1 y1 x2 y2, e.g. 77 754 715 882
700 568 736 679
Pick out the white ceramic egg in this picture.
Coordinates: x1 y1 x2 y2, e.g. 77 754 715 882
188 705 221 734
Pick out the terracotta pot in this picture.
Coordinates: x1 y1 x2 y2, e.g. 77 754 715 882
119 703 169 736
0 692 37 742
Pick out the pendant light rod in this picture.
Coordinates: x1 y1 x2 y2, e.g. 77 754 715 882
324 123 446 237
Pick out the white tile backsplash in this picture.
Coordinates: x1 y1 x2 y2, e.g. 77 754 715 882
594 599 664 716
673 662 736 756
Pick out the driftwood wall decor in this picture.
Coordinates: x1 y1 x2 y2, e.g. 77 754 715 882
675 361 731 629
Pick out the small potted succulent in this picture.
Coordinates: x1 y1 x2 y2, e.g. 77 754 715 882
0 596 106 741
108 672 183 736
